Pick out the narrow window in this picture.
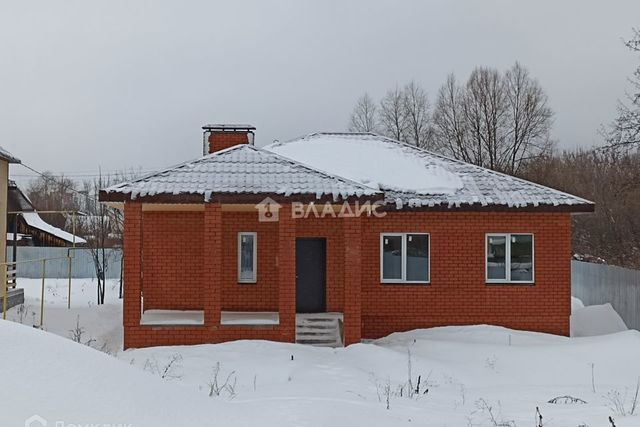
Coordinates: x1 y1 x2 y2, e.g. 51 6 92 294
486 233 534 283
382 234 403 281
487 235 507 280
510 234 533 282
238 232 257 283
381 233 430 283
406 234 429 282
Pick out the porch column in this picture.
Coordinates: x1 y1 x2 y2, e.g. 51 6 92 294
343 214 362 345
278 205 296 342
203 202 222 327
123 202 142 331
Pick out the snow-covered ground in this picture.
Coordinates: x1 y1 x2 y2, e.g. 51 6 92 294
4 278 640 426
5 278 123 354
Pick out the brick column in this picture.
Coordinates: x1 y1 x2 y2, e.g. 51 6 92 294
203 203 222 327
277 205 296 342
343 214 362 345
123 202 142 336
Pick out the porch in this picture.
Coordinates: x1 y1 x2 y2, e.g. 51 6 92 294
121 202 362 348
139 310 344 346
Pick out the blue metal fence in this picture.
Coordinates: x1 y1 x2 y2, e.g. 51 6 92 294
572 260 640 330
6 247 122 279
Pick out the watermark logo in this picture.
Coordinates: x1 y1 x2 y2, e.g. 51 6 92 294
25 415 47 427
255 198 386 221
256 197 281 222
24 415 131 427
292 201 386 219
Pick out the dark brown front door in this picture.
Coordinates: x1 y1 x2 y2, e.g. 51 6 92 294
295 238 326 313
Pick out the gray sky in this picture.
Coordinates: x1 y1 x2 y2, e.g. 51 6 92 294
1 0 639 184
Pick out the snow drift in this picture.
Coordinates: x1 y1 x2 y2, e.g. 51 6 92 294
0 320 247 426
571 302 628 337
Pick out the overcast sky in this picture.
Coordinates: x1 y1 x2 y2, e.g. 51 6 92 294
1 0 639 184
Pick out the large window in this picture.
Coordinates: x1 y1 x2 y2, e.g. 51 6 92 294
238 232 257 283
486 233 534 283
380 233 430 283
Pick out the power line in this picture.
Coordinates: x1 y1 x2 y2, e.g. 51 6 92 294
11 168 158 178
16 163 105 206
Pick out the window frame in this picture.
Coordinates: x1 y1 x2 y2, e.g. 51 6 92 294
380 233 430 284
485 233 535 285
237 232 258 284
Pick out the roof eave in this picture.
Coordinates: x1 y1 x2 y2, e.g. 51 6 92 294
381 202 595 213
1 155 20 164
98 190 385 205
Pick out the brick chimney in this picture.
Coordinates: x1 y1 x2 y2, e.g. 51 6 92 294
202 124 256 154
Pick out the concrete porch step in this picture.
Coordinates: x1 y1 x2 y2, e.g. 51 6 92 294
295 313 343 347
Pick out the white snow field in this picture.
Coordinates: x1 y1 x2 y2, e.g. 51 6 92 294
5 278 123 353
4 278 640 426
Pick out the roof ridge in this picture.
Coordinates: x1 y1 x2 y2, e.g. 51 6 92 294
253 146 381 193
269 132 377 148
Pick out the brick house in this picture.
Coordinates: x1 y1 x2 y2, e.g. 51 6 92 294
99 125 593 349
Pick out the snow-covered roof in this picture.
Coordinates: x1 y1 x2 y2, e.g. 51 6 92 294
0 146 20 163
265 133 594 210
101 144 381 202
101 132 592 211
21 212 87 244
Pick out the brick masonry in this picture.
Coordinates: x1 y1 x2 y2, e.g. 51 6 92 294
208 132 249 154
122 202 571 348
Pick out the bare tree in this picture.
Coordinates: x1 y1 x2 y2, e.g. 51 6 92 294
402 81 433 149
521 149 640 269
503 62 554 173
432 74 473 162
433 63 553 173
348 93 378 132
86 175 108 304
82 172 124 304
26 172 81 228
605 28 640 149
379 86 408 141
463 66 508 171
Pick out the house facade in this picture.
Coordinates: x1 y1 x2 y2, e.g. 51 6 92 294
100 125 593 349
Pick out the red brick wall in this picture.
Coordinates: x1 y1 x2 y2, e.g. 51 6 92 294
360 211 572 338
142 211 204 310
343 216 362 345
123 203 142 330
208 132 249 153
221 212 279 311
123 202 572 348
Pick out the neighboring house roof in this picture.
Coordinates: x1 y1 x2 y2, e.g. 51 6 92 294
7 180 35 212
20 212 86 244
0 146 20 163
101 144 382 203
7 180 86 244
265 133 594 211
